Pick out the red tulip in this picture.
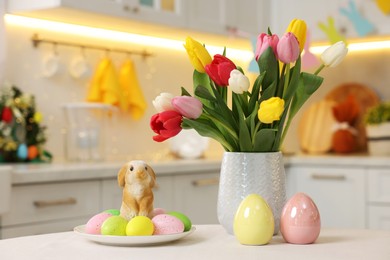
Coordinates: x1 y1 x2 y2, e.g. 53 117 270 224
255 33 279 60
277 32 300 64
150 110 183 142
1 107 13 123
205 54 236 86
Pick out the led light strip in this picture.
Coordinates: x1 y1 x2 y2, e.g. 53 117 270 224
4 14 254 62
310 39 390 54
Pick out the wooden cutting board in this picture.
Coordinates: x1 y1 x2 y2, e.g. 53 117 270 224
298 100 337 154
325 82 380 152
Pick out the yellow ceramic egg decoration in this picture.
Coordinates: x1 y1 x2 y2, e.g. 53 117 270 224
233 194 274 245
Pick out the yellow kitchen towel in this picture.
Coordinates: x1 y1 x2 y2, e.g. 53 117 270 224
87 58 126 110
119 59 147 120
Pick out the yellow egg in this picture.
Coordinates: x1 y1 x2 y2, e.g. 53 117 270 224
126 216 154 236
233 194 274 245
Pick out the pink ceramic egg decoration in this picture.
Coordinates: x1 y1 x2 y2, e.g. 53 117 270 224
280 192 321 244
85 212 113 234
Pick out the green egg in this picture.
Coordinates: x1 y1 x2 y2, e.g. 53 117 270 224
101 216 128 236
104 209 120 216
168 211 192 232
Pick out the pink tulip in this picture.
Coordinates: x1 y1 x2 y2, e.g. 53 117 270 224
150 110 183 142
277 32 300 64
172 96 203 119
255 33 279 60
205 54 236 86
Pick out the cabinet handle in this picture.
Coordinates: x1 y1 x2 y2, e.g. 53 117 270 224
192 178 219 187
33 198 77 208
311 174 346 181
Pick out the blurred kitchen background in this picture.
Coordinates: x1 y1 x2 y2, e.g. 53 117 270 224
0 0 390 238
1 0 389 161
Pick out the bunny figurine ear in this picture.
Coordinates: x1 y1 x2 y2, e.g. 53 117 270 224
339 0 375 37
318 16 347 44
301 30 320 70
376 0 390 14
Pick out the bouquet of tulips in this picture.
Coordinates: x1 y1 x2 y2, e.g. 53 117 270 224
150 19 348 152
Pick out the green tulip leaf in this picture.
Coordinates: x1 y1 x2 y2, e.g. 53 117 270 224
253 128 277 152
258 47 279 91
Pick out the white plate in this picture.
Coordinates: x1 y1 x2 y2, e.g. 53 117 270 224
73 225 196 246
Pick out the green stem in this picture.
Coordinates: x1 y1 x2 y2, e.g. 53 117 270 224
314 64 325 75
283 63 290 97
251 121 261 146
280 117 292 149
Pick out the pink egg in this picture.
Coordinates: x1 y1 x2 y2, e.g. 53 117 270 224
152 214 184 235
149 208 166 218
280 192 321 244
85 212 113 235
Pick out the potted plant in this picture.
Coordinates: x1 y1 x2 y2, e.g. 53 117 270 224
364 102 390 155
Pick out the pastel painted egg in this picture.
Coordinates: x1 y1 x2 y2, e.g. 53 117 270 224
233 194 274 245
85 212 112 234
126 216 154 236
280 192 321 244
101 216 128 236
152 214 184 235
104 209 120 216
149 208 166 218
27 145 39 160
17 144 28 160
168 211 192 232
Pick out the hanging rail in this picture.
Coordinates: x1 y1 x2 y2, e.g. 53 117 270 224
31 33 153 59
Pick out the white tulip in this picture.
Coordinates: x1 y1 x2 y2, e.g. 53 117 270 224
321 41 348 68
152 92 175 112
228 69 250 94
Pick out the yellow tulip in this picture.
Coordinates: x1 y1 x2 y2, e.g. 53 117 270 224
183 37 212 73
286 19 307 52
258 97 285 124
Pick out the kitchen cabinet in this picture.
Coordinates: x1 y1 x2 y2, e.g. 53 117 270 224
270 0 390 42
367 168 390 230
173 173 219 224
286 165 366 228
187 0 270 36
7 0 188 29
1 180 100 238
0 161 221 239
8 0 270 37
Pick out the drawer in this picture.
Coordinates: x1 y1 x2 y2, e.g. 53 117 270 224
368 205 390 231
368 168 390 203
1 217 90 239
2 181 100 226
288 166 366 228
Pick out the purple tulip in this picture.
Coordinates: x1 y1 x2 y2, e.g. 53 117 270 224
277 32 300 64
255 33 279 60
172 96 203 119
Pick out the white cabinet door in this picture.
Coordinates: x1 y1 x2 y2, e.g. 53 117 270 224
101 175 174 212
225 0 270 35
8 0 188 29
173 173 219 224
270 0 344 41
287 166 366 228
368 205 390 230
188 0 270 36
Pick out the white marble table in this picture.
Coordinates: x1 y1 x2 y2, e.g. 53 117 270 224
0 225 389 260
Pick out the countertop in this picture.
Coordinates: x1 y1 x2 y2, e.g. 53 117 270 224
2 153 390 185
0 225 389 260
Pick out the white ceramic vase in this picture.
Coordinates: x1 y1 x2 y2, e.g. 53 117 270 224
217 152 286 235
